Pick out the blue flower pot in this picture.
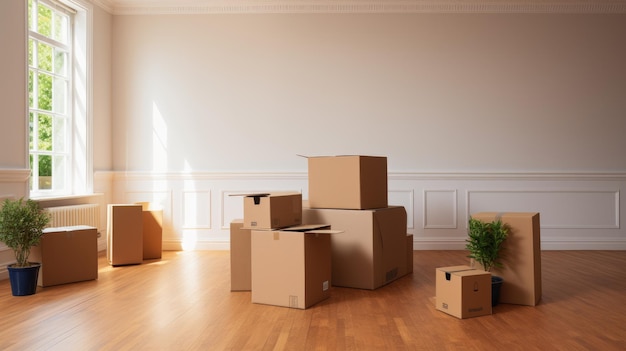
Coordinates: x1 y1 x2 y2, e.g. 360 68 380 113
492 275 504 306
7 263 41 296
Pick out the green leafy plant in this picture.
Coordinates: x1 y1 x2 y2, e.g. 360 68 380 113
0 198 51 267
466 217 509 272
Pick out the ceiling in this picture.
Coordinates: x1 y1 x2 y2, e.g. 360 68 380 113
95 0 626 15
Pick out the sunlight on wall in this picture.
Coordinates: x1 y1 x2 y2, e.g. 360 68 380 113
151 102 168 171
182 159 200 251
181 232 198 251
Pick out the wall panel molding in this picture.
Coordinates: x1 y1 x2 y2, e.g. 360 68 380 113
423 189 457 229
467 189 620 229
103 170 626 251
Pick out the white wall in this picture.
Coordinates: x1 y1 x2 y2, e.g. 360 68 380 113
107 12 626 250
111 13 626 173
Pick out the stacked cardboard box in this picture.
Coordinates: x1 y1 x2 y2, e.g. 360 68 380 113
241 192 302 230
231 192 334 309
303 155 412 290
251 224 332 309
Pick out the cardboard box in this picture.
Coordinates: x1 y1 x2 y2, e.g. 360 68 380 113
137 202 163 260
251 224 333 309
307 155 387 210
436 265 492 319
302 206 408 289
29 225 98 287
242 192 302 230
107 204 143 266
230 219 251 291
470 212 541 306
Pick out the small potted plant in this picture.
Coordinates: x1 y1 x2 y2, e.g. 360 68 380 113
466 217 508 306
0 198 51 296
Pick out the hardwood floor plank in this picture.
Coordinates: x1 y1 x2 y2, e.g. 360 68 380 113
0 250 624 350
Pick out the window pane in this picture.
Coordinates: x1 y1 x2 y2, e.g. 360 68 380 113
53 77 67 114
54 49 67 76
28 39 34 67
29 154 35 190
37 4 52 38
28 69 34 108
39 155 52 190
37 72 52 111
37 41 53 72
53 12 69 44
29 112 35 150
28 0 33 31
38 113 53 151
54 117 66 152
53 155 66 190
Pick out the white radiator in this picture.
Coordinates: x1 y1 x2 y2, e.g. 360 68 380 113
45 204 101 234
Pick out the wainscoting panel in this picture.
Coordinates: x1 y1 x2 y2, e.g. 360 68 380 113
101 171 626 251
468 190 619 229
423 189 457 229
182 190 212 230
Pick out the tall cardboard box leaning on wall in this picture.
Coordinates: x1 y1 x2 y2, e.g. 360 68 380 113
230 219 252 291
305 155 388 210
237 192 302 230
470 212 541 306
436 265 492 319
136 202 163 260
251 224 340 309
107 204 143 266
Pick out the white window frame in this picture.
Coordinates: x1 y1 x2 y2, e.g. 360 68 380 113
28 0 93 198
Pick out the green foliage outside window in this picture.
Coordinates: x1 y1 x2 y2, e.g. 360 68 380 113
28 0 69 186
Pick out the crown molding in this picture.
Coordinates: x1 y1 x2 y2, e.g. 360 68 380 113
92 0 626 15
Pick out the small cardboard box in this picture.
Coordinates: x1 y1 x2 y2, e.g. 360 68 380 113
470 212 541 306
230 219 251 291
242 192 302 230
307 155 387 210
436 265 492 319
302 206 408 289
107 204 143 266
137 202 163 260
251 224 334 309
30 225 98 287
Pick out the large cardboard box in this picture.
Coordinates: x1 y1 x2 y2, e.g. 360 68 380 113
436 265 492 319
470 212 541 306
307 155 387 210
30 225 98 287
107 204 143 266
137 202 163 260
302 206 408 289
230 219 251 291
251 224 333 309
242 193 302 230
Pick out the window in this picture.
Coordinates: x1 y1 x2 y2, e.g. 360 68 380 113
28 0 91 197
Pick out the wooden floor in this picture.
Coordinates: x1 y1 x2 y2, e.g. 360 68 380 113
0 250 625 351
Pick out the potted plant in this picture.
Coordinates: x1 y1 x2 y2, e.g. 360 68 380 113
0 198 51 296
466 217 509 306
